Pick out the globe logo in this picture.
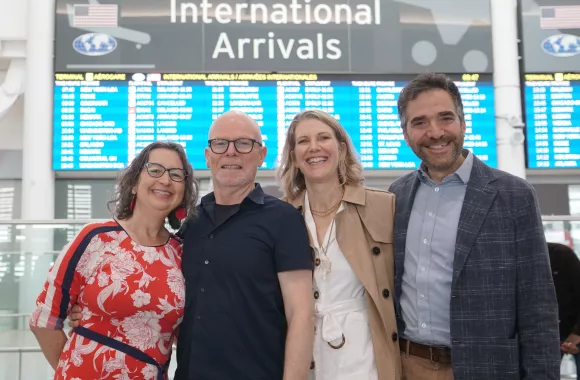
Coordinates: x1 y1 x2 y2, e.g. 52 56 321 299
73 33 117 56
541 34 580 58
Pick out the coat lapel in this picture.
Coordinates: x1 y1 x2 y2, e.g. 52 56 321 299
452 157 498 285
335 200 381 305
393 175 421 278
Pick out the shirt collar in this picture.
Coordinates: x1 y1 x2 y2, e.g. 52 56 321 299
201 183 265 206
417 149 474 185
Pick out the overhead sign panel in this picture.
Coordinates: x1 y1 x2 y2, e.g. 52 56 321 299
54 0 494 73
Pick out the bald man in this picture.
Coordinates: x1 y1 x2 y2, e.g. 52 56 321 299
174 111 314 380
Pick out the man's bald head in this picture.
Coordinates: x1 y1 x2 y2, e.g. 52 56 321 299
209 110 262 143
204 110 267 194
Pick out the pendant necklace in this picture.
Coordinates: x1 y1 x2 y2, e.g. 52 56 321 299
317 217 335 280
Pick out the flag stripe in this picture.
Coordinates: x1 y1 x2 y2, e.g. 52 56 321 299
72 4 118 27
540 6 580 29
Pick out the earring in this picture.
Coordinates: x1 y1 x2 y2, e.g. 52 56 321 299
174 207 187 220
129 194 136 212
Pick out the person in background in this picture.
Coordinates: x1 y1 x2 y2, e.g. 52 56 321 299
389 72 561 380
278 109 402 380
547 242 580 376
174 110 314 380
30 141 199 379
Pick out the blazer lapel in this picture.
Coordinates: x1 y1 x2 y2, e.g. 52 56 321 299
394 175 421 276
452 157 498 285
392 174 420 320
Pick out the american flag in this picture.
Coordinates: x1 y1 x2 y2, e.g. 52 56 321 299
540 6 580 29
72 4 118 28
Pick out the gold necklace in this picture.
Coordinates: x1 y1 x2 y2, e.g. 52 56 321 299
309 187 345 217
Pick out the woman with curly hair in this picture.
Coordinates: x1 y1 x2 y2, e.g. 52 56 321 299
29 141 199 380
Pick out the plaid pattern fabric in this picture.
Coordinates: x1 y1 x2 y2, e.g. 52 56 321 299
389 155 561 380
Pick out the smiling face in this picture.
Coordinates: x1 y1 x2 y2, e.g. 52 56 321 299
204 112 267 189
293 118 344 184
403 89 466 180
133 148 185 216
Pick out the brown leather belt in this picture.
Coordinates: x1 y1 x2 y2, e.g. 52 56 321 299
399 337 452 365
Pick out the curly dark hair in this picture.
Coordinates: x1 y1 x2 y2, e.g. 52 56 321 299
108 141 199 230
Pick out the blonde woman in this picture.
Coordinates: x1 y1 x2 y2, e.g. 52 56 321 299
278 110 402 380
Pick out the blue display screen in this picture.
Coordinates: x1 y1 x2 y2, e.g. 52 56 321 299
53 72 497 171
524 73 580 169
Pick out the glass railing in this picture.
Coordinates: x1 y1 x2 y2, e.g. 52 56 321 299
0 218 578 379
0 220 179 379
0 220 99 327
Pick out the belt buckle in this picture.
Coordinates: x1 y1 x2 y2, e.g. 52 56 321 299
327 333 346 349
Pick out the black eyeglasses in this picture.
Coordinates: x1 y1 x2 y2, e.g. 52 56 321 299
208 138 262 154
143 162 187 182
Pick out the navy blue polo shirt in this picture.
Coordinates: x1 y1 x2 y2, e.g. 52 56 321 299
174 183 312 380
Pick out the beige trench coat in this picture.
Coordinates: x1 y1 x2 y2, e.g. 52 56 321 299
284 184 402 380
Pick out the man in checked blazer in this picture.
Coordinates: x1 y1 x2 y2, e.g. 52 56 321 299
388 73 561 380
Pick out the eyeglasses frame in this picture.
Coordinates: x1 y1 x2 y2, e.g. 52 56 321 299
207 138 263 154
143 162 187 182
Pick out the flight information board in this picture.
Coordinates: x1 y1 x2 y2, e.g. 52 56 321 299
524 73 580 169
53 72 497 171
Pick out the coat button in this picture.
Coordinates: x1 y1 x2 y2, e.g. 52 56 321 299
315 258 321 266
372 246 381 255
313 291 320 299
310 360 315 369
382 289 390 298
392 332 398 342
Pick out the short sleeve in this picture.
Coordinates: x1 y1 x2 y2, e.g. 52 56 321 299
273 207 313 273
29 225 98 330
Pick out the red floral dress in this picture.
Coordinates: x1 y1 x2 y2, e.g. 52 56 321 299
29 220 184 380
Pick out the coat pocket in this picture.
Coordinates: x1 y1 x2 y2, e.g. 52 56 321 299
453 337 520 380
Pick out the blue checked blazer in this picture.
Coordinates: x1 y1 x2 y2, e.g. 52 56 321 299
389 154 561 380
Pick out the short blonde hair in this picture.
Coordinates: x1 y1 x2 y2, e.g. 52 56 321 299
277 109 364 200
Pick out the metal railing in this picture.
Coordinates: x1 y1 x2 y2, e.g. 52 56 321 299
0 313 28 326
